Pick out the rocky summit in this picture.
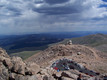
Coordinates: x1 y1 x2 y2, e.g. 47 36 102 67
0 43 107 80
27 44 107 73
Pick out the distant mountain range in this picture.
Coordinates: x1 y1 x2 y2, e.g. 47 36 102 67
0 31 107 54
0 34 63 54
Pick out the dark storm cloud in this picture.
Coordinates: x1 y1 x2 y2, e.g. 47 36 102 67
33 0 103 16
33 6 81 15
33 0 86 15
44 0 70 4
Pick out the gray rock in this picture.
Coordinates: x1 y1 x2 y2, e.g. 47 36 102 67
11 56 26 75
25 62 40 75
3 58 13 70
15 75 38 80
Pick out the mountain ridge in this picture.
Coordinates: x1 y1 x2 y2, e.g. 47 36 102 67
58 33 107 53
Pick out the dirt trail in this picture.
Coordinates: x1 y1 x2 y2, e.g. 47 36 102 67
85 46 100 60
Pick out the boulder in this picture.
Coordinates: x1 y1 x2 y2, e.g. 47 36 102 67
66 40 72 45
43 75 48 80
25 62 40 75
3 58 13 70
42 75 55 80
15 75 38 80
0 56 5 62
9 73 16 80
11 56 26 75
55 71 62 77
61 71 78 79
62 77 74 80
0 64 9 80
77 52 81 55
39 69 49 76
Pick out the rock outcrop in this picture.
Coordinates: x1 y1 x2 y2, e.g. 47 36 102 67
0 48 39 80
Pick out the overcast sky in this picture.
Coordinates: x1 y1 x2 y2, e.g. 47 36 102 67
0 0 107 35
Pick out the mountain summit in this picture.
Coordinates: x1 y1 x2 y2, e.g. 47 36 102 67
27 43 107 73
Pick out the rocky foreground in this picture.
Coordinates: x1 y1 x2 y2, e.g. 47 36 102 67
0 46 107 80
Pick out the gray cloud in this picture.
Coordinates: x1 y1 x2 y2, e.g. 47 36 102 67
0 0 107 34
33 6 81 15
33 0 107 18
44 0 70 4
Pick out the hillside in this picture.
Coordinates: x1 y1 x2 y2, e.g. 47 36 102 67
72 33 107 46
59 33 107 53
0 34 63 54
